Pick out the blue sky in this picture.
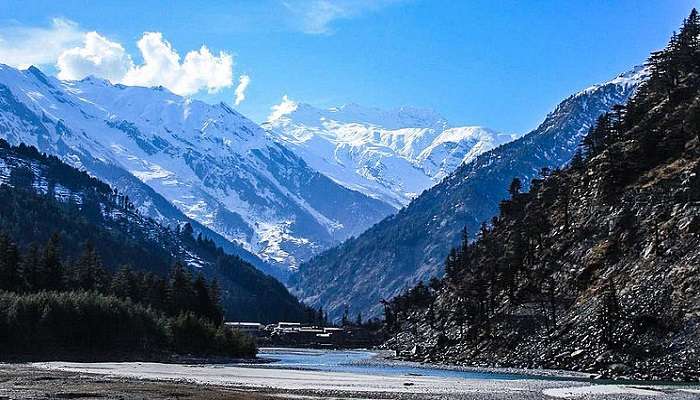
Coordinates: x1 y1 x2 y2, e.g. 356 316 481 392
0 0 696 133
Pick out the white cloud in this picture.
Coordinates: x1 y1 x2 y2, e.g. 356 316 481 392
2 20 237 97
57 32 134 82
282 0 404 34
268 95 298 121
234 74 251 105
122 32 233 95
0 18 83 68
56 31 234 96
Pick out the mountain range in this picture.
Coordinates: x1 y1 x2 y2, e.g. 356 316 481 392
0 61 651 323
0 65 395 277
0 62 527 278
265 100 515 208
290 66 648 320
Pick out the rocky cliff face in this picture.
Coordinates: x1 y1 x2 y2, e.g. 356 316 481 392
291 67 645 320
383 21 700 380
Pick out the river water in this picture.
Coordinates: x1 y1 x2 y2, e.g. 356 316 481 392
255 347 531 380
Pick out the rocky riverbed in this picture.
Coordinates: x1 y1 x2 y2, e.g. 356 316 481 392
2 348 700 399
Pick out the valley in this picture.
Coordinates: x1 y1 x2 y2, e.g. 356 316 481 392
0 2 699 399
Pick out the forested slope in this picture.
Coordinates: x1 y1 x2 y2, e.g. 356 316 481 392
384 11 700 381
0 140 313 323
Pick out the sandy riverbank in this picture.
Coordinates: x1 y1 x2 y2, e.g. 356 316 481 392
3 359 694 399
0 363 275 400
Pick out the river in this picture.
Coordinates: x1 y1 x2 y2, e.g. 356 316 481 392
31 347 700 399
257 347 528 380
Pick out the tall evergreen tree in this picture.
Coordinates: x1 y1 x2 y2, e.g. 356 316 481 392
39 233 64 291
0 233 21 291
168 261 194 316
73 242 108 291
508 177 522 198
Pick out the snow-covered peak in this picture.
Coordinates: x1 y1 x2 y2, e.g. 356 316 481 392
326 103 447 129
581 65 649 95
265 100 514 207
268 97 447 130
58 71 268 150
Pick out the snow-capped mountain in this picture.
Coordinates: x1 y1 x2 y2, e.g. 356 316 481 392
264 100 516 208
0 64 393 274
0 140 313 322
290 66 648 320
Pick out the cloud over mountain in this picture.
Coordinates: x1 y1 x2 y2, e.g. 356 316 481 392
235 74 251 105
57 31 233 96
57 31 134 82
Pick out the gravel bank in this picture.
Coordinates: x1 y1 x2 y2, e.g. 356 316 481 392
10 360 698 399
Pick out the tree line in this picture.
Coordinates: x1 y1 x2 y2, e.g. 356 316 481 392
0 231 254 358
0 232 224 322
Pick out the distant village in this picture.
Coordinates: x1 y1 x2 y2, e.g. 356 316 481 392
225 321 383 348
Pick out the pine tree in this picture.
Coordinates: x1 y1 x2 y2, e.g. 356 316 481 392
0 233 21 291
381 299 396 332
39 233 64 291
193 274 221 324
21 244 41 292
674 9 700 71
582 114 611 159
508 177 522 198
181 223 194 238
355 312 363 326
444 247 459 281
73 242 108 291
341 304 350 326
208 278 223 323
168 261 194 316
111 266 138 300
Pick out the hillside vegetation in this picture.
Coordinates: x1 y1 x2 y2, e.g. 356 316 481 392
384 10 700 381
0 140 323 359
0 140 314 324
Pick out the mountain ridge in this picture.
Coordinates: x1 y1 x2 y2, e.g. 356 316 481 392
265 99 516 208
290 66 648 321
0 64 394 275
383 17 700 379
0 139 313 322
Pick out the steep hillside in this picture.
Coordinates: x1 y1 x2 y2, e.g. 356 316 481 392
0 65 393 274
265 101 514 208
291 67 646 320
384 13 700 381
0 140 312 323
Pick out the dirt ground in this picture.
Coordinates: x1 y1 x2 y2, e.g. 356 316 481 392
2 362 700 400
0 364 276 400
